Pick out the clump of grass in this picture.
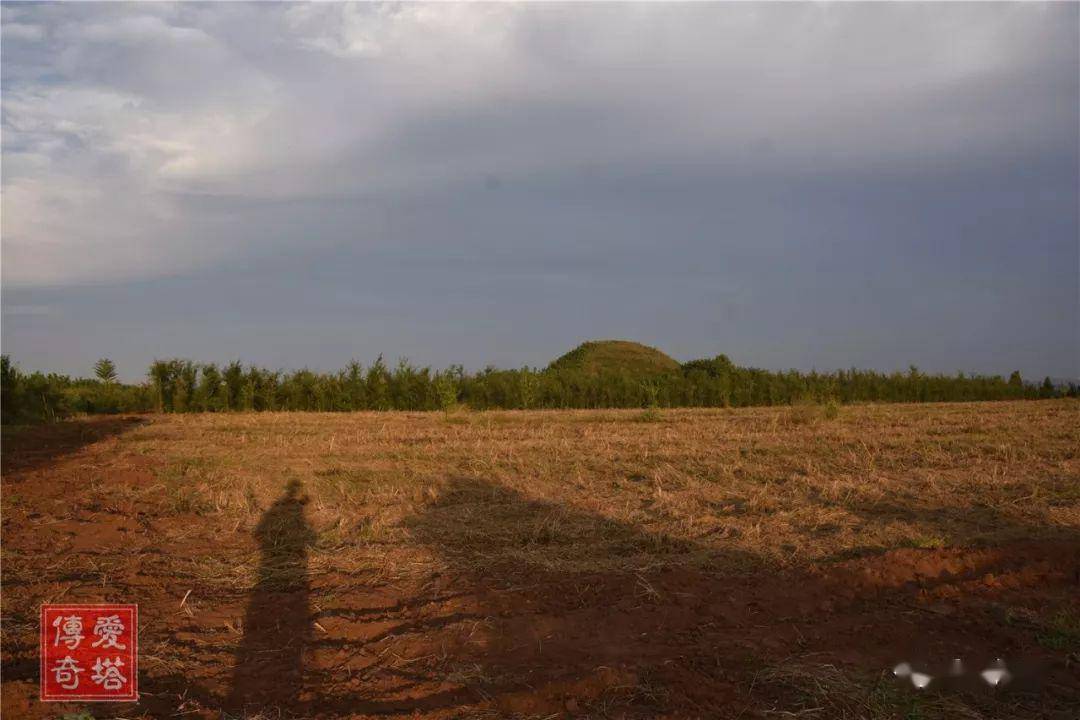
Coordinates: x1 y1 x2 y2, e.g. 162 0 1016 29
243 483 260 513
166 483 212 515
634 407 663 423
441 409 471 425
787 400 821 426
787 397 841 426
909 535 947 549
83 478 144 514
754 662 979 720
1036 609 1080 651
159 457 219 515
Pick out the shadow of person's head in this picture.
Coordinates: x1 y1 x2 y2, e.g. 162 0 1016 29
255 478 315 551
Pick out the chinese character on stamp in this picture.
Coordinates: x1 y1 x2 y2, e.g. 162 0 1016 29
40 604 138 701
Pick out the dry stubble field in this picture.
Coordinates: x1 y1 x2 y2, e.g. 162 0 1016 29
2 400 1079 719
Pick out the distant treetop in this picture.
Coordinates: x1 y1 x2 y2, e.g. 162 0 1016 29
94 358 117 384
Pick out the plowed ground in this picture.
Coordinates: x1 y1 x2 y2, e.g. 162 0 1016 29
3 402 1078 718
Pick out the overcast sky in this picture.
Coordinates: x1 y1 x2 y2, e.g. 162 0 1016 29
2 2 1077 382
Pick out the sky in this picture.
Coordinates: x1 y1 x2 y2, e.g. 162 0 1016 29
2 2 1077 383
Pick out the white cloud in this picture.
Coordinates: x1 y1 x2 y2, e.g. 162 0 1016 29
1 2 1075 287
57 14 215 46
2 22 44 42
284 3 516 60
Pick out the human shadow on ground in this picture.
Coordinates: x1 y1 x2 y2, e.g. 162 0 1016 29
293 476 1080 718
292 477 794 716
0 415 147 476
226 478 316 716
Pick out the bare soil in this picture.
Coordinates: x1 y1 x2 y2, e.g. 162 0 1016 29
2 402 1078 718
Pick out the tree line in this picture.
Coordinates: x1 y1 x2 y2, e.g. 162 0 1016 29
2 353 1073 424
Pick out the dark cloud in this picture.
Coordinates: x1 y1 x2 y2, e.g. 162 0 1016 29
2 3 1076 380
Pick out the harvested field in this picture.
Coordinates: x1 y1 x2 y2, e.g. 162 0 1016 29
2 401 1079 718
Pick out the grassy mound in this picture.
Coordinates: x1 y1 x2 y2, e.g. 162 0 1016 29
547 340 681 377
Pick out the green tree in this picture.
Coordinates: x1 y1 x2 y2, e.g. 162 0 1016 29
224 361 245 411
197 363 224 412
366 355 390 411
518 368 540 409
434 372 459 412
345 361 366 410
173 361 198 412
1 355 24 423
149 360 175 412
94 358 118 384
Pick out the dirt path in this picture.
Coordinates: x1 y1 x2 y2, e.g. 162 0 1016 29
2 413 1078 719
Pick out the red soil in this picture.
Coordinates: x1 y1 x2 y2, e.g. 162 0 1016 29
2 416 1078 719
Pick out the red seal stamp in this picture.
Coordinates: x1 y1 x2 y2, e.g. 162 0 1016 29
40 604 138 701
